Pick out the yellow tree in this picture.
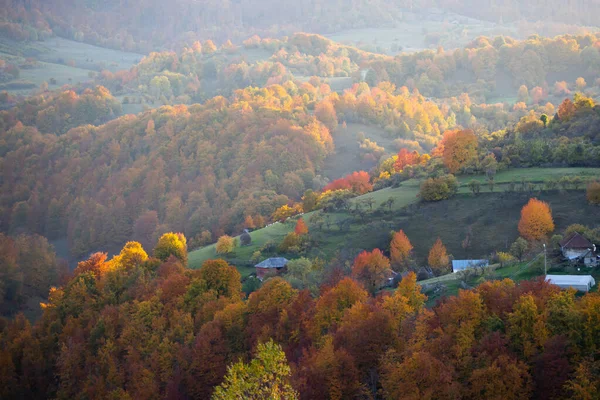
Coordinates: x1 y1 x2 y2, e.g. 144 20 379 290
518 198 555 241
216 235 236 255
154 233 187 264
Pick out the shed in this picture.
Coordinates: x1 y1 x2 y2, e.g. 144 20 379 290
255 257 289 280
452 259 489 273
546 275 596 292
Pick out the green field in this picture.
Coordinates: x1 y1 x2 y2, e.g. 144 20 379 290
188 167 600 273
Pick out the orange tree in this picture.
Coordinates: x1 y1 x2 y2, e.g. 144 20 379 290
428 238 450 275
390 230 413 271
440 129 478 174
518 198 555 241
351 249 392 294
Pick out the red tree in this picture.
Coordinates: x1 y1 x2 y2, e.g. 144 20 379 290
295 218 309 235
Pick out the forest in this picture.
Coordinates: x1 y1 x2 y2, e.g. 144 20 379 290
2 1 600 399
1 236 600 399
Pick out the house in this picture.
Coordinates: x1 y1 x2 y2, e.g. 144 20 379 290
255 257 289 280
452 259 489 273
560 232 599 267
546 275 596 292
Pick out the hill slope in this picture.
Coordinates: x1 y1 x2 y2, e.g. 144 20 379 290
189 167 600 270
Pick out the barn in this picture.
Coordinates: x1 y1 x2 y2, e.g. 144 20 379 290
255 257 289 280
546 275 596 292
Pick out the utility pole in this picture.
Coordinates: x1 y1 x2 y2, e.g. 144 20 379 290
543 243 547 276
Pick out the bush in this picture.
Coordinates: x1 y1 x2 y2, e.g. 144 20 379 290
420 174 459 201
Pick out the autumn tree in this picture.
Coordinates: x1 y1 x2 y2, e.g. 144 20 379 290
586 181 600 205
216 235 236 255
198 259 242 299
518 198 555 241
323 171 373 194
467 355 533 399
212 340 298 400
302 190 319 212
440 129 478 173
311 277 368 340
294 218 308 236
293 337 362 399
351 249 392 294
154 232 188 264
381 351 460 399
73 252 108 278
428 238 450 275
508 294 549 358
244 215 256 229
518 85 530 103
557 98 576 121
314 100 338 132
390 230 413 271
393 148 420 171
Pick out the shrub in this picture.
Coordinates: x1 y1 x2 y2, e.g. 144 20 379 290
420 175 458 201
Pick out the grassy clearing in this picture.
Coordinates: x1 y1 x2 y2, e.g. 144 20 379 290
188 167 600 274
325 12 518 55
0 37 142 95
322 123 398 179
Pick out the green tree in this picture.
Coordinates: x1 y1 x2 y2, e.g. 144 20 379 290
212 340 298 400
153 232 187 264
510 237 529 262
468 180 481 195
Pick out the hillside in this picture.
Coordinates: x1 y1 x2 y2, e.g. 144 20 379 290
189 167 600 270
0 85 334 258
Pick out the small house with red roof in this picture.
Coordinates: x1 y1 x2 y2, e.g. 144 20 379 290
560 232 598 267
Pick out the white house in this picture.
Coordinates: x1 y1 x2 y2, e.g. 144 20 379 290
560 232 598 267
546 275 596 292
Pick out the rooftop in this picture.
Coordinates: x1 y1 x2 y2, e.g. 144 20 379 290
255 257 289 269
560 232 593 249
546 275 596 286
